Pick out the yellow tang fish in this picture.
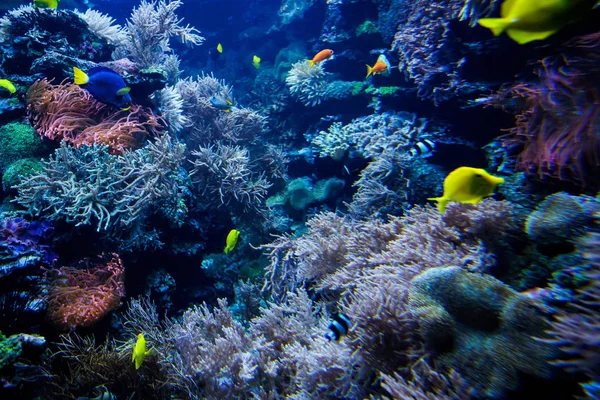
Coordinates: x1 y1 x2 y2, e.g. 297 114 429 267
477 0 600 45
252 55 261 69
132 333 148 370
217 43 223 53
0 79 16 94
427 167 504 214
224 229 240 254
33 0 59 9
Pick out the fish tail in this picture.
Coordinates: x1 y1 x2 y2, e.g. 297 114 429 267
427 197 449 214
308 60 315 68
73 67 89 85
477 18 510 37
366 65 373 78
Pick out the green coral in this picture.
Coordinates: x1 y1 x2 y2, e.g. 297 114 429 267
267 177 345 211
356 20 378 36
0 331 22 370
365 86 400 96
2 158 43 192
0 122 46 173
351 81 367 96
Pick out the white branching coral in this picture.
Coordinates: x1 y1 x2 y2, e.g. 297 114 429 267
285 61 330 107
117 0 204 68
312 122 350 161
75 9 126 45
0 5 34 43
154 85 188 134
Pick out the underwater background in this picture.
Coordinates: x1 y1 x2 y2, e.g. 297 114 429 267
0 0 599 399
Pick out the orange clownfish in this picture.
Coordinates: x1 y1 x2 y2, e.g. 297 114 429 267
308 49 334 68
366 54 392 78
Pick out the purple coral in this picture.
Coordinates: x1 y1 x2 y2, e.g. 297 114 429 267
0 217 56 277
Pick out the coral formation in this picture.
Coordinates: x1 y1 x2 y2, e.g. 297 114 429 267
15 135 188 249
45 253 125 331
409 266 556 398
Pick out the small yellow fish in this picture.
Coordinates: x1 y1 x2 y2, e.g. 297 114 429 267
427 167 504 214
132 333 148 370
0 79 16 94
252 55 261 69
33 0 59 9
217 43 223 53
224 229 240 254
477 0 600 45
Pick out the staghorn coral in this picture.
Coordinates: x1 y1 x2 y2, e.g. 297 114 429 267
190 143 272 216
285 61 330 107
27 79 164 153
15 135 188 250
408 266 557 398
116 0 204 69
46 253 125 331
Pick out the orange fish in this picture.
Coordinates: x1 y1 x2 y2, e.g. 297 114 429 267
366 61 388 78
308 49 334 68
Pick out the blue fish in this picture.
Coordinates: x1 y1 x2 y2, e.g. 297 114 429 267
209 95 235 113
73 66 132 110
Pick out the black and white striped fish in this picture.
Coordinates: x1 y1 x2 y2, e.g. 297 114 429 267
325 313 351 341
409 139 435 158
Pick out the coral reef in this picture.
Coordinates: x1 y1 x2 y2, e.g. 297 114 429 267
0 121 46 173
15 135 188 250
115 0 204 69
409 266 556 398
45 253 125 331
494 33 600 187
525 192 600 245
27 79 164 153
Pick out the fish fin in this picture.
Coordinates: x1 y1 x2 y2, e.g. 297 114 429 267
223 109 231 113
366 65 373 78
308 60 315 68
500 0 519 17
122 106 131 111
116 87 131 96
427 197 449 214
506 28 559 44
73 67 89 85
477 18 511 37
226 100 233 105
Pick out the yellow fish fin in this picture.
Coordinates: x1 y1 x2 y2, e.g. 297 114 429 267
427 197 449 214
116 87 131 96
0 79 16 94
506 28 560 44
217 43 223 53
477 18 511 36
226 100 233 105
73 67 89 85
308 60 315 68
366 64 373 78
223 109 231 113
122 106 131 111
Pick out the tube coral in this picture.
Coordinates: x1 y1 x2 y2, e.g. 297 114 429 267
27 79 165 154
45 253 125 331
